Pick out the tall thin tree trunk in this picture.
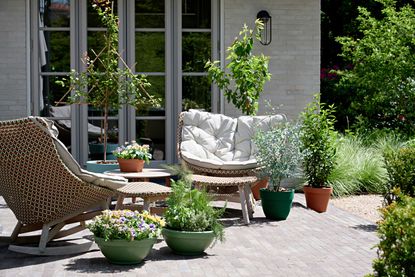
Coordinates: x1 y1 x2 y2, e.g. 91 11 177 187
103 102 109 162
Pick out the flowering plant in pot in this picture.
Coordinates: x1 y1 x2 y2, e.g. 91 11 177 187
87 209 165 264
112 141 152 172
254 121 303 220
300 94 337 213
162 166 225 256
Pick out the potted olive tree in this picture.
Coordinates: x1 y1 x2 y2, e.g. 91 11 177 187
300 94 337 213
57 1 159 171
162 166 225 255
254 122 303 220
205 19 271 116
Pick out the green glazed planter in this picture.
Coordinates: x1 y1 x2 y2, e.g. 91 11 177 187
94 237 156 265
260 188 295 220
162 228 215 256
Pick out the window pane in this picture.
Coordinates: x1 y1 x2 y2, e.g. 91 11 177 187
87 0 118 28
40 0 70 28
41 31 70 72
88 119 119 160
137 76 165 116
87 31 106 61
40 75 70 116
182 0 211 29
136 0 165 28
51 119 72 149
182 32 211 72
182 76 211 111
136 32 165 72
136 120 165 160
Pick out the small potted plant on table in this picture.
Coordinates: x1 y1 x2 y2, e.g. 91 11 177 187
88 209 164 265
300 94 337 213
112 141 152 172
254 122 303 220
162 168 225 255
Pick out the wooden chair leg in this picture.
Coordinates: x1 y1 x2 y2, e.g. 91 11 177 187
244 184 254 218
238 184 250 225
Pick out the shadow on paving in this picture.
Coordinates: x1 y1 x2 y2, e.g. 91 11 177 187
351 224 378 232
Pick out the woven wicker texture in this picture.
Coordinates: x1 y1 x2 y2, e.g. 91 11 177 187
177 112 258 177
0 117 114 225
116 182 171 197
192 175 257 186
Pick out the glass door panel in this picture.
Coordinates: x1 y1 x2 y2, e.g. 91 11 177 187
182 76 211 111
136 120 166 161
135 32 165 72
135 0 165 28
182 0 211 29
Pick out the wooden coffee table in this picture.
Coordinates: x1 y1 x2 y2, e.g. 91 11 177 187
104 168 173 186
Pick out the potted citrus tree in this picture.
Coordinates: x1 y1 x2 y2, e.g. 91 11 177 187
56 1 159 172
300 94 337 213
162 167 225 255
205 19 271 116
112 141 152 172
254 122 303 220
87 209 164 265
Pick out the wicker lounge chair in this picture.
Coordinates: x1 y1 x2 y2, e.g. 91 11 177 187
177 110 285 224
0 116 159 255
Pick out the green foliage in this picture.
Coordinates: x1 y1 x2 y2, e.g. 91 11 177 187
164 168 225 242
254 122 303 191
383 146 415 204
300 95 337 188
336 0 415 135
112 141 152 163
328 135 388 197
56 1 160 160
205 20 271 115
370 191 415 277
87 210 165 241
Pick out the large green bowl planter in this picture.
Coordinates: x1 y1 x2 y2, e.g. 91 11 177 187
94 237 156 265
162 228 215 256
260 188 294 220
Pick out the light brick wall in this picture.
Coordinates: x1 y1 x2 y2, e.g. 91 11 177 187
223 0 320 120
0 0 28 120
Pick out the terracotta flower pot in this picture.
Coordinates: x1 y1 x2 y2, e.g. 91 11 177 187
303 186 332 213
117 158 145 172
251 178 268 200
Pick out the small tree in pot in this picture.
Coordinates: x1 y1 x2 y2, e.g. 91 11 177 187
300 94 337 213
57 0 160 164
254 122 303 220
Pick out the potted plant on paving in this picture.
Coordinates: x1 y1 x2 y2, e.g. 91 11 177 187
205 19 271 116
112 141 152 172
87 209 165 265
162 167 225 255
56 1 159 172
254 122 303 220
300 94 337 213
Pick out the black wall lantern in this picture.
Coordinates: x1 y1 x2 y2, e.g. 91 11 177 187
256 10 272 45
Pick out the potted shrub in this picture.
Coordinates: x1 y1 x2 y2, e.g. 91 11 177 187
162 168 225 255
56 1 159 171
112 141 152 172
87 209 165 265
205 19 271 116
254 122 303 220
300 94 337 213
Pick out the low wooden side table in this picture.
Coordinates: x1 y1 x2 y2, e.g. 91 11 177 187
104 168 173 186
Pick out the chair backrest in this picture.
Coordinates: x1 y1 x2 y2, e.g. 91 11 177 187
0 117 113 225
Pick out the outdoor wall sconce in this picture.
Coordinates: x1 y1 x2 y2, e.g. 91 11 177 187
256 10 272 45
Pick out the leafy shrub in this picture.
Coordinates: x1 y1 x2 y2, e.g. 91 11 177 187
164 173 225 242
370 192 415 277
254 122 303 191
300 95 337 188
328 135 388 197
383 147 415 204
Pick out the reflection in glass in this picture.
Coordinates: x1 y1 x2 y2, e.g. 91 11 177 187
40 76 69 116
182 76 211 111
136 0 164 28
51 119 72 148
88 119 119 160
41 31 70 72
182 32 211 72
136 120 165 160
136 33 165 72
87 31 107 64
40 0 70 27
182 0 211 29
136 76 165 116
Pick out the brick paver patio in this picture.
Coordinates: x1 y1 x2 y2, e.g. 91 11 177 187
0 194 379 276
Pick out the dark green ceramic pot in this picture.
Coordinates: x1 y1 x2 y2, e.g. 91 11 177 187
260 188 294 220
